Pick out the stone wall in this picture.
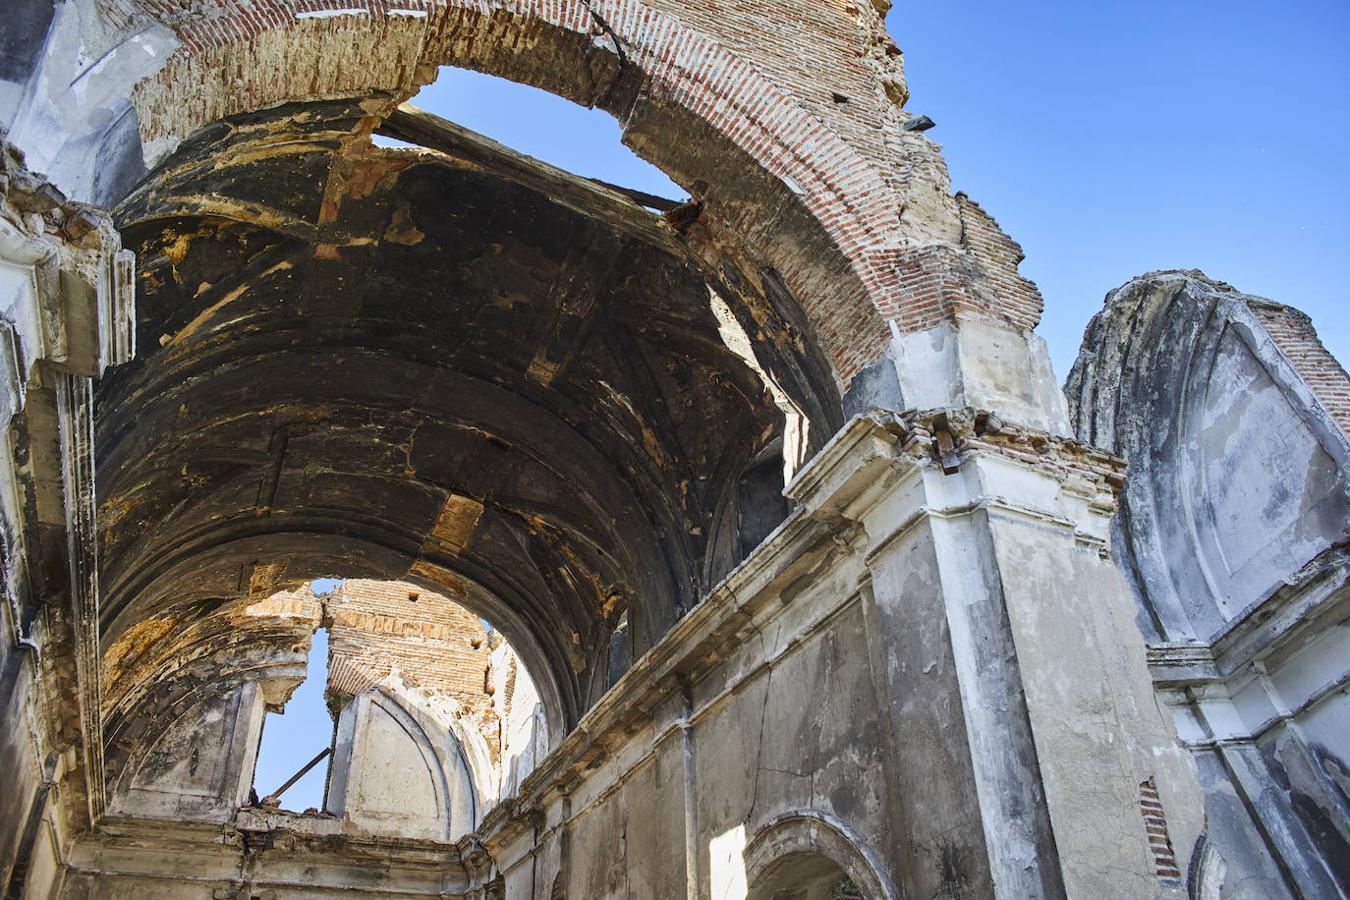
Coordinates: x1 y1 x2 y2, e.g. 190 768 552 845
471 412 1204 900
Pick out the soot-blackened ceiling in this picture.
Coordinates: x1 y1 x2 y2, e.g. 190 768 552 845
96 99 839 721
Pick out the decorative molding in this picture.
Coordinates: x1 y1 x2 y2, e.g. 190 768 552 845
57 372 106 823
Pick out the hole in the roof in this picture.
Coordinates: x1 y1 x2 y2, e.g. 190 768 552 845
374 67 687 207
244 578 549 836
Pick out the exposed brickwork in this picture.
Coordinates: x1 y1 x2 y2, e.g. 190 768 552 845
1138 778 1181 882
109 0 1041 385
873 196 1044 334
954 194 1044 331
327 580 491 712
325 579 531 762
124 0 899 381
1254 302 1350 437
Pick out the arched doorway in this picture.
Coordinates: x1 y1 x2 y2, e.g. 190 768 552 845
749 854 864 900
743 811 896 900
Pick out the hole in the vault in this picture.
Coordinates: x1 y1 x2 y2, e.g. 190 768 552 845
374 66 687 209
310 577 343 597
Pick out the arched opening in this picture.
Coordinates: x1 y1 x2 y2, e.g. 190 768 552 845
377 66 686 206
741 812 895 900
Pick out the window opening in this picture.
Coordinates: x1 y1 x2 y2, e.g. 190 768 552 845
751 852 862 900
606 610 631 689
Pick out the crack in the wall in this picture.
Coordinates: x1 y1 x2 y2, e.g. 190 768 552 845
743 620 782 825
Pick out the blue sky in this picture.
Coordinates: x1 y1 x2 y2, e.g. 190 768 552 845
402 0 1348 380
252 628 331 811
888 0 1350 376
250 578 342 812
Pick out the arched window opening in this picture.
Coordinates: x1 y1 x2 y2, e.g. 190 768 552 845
103 575 551 838
741 813 892 900
737 440 792 558
606 610 632 690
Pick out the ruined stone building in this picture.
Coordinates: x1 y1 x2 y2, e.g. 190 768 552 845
0 1 1346 897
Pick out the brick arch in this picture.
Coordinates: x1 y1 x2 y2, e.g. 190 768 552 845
121 0 900 383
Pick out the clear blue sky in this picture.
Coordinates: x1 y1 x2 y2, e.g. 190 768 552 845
251 579 342 812
252 628 331 811
402 0 1348 380
888 0 1350 376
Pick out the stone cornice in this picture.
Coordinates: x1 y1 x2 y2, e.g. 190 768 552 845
1149 544 1350 689
788 407 1126 520
75 814 468 870
1 139 135 383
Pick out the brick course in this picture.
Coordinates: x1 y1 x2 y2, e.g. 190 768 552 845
1254 303 1350 436
326 579 530 761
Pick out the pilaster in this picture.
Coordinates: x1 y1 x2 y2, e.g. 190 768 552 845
0 138 135 897
789 410 1207 898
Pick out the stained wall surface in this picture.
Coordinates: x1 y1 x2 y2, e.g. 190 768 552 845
469 412 1206 900
0 134 134 899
